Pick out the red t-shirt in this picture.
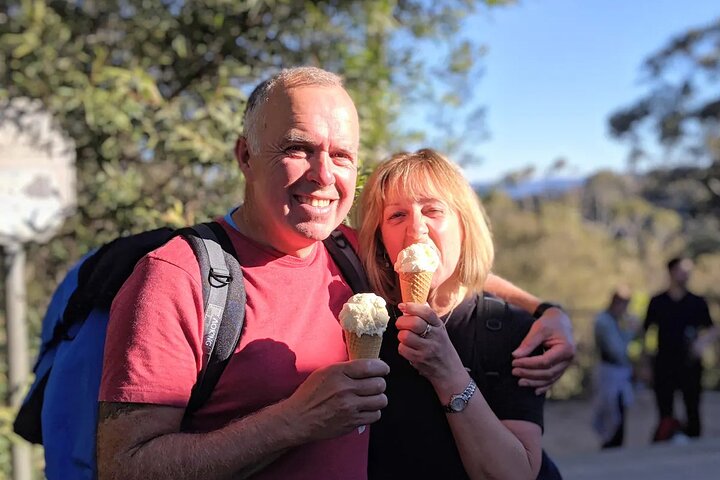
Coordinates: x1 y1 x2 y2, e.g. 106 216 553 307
100 220 367 479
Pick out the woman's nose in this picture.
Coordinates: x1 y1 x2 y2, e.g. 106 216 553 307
408 213 429 239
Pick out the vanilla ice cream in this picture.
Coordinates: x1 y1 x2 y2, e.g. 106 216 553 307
394 243 440 273
394 243 440 304
339 293 390 337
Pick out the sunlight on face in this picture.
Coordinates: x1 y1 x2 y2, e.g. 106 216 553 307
380 181 463 290
244 85 359 255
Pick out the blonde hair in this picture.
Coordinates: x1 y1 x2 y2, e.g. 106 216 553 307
243 67 344 153
356 148 494 303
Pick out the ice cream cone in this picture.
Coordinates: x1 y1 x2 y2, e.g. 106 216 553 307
345 331 383 359
398 271 433 304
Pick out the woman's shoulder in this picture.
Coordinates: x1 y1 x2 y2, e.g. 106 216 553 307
477 292 535 338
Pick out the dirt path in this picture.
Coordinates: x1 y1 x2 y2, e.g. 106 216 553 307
543 388 720 458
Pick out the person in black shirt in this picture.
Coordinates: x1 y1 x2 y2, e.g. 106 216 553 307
356 149 556 479
644 257 718 440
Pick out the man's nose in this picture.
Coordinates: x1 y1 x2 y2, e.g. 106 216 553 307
306 152 335 186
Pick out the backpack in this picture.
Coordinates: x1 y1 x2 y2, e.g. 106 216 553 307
13 221 369 480
474 295 563 480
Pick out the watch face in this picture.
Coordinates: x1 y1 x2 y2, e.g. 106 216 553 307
450 397 466 412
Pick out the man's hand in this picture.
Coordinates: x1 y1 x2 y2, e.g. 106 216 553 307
280 359 389 442
511 308 575 395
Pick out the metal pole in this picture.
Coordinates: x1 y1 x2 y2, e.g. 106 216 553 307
5 243 33 480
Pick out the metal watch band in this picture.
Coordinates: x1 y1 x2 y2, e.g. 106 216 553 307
444 379 477 413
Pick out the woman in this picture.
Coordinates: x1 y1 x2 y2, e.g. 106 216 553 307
357 149 546 479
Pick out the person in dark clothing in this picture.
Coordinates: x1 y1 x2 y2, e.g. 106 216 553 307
644 257 718 441
357 149 563 479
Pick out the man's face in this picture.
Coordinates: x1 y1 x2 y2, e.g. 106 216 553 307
239 85 359 255
670 259 693 287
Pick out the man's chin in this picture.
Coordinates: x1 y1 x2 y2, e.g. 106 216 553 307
294 221 337 242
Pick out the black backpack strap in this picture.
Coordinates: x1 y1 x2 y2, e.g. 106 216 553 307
48 227 177 352
323 229 371 294
183 222 246 414
475 294 510 389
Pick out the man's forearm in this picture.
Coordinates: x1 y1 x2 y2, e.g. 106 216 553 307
97 401 298 480
484 273 540 314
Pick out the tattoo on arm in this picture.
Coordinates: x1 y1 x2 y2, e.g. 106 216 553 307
98 402 152 421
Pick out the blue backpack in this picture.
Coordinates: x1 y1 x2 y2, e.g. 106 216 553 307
13 222 369 479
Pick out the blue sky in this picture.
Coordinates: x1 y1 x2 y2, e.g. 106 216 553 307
438 0 720 183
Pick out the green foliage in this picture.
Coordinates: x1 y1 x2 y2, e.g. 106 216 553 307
608 17 720 216
485 189 642 398
483 165 720 399
1 0 507 476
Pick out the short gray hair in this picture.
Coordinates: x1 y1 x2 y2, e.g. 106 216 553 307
243 67 345 152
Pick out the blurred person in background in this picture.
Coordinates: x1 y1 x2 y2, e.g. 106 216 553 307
644 257 719 442
592 286 640 449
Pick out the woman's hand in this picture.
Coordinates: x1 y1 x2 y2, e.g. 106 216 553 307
395 302 467 387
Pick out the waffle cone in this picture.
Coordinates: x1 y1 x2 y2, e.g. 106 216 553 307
398 271 433 304
345 331 383 360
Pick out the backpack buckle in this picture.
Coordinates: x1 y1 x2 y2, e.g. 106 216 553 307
208 267 232 288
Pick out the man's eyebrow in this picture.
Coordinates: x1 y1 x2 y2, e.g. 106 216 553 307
282 131 316 144
281 132 358 157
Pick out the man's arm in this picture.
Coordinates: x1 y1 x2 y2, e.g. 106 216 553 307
97 360 389 480
485 273 575 394
97 402 291 480
484 274 542 314
692 325 720 359
691 298 719 358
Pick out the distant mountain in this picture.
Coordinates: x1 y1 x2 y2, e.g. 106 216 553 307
473 177 586 199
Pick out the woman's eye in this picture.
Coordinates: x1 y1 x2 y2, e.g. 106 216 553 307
388 212 404 220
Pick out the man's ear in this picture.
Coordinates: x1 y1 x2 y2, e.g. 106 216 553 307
235 136 252 176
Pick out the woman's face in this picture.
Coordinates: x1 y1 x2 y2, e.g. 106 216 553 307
380 189 463 290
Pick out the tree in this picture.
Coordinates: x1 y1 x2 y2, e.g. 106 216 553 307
0 0 511 240
1 1 511 476
0 0 510 298
482 189 649 398
608 18 720 215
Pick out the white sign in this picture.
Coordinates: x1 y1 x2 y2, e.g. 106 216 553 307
0 97 76 246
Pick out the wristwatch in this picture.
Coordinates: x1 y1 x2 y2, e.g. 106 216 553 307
444 379 477 413
533 301 564 320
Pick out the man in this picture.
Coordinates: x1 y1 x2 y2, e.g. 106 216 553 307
97 67 573 479
592 287 638 448
645 257 718 441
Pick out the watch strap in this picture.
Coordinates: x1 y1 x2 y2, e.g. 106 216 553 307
444 379 477 413
533 301 563 320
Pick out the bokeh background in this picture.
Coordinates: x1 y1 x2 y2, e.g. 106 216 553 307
1 0 719 477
